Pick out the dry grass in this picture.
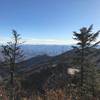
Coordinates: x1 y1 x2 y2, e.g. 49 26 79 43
20 89 79 100
0 87 99 100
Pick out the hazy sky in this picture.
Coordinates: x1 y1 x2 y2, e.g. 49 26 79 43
0 0 100 44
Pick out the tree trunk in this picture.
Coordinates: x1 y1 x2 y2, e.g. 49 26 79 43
9 70 14 100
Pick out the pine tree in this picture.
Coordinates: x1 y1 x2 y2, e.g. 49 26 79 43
2 30 24 100
73 25 100 98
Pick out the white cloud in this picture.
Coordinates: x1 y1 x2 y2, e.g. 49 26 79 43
23 38 76 45
0 37 10 44
0 37 76 45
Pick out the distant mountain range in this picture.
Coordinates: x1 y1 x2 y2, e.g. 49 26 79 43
0 45 72 61
22 45 72 58
1 44 100 60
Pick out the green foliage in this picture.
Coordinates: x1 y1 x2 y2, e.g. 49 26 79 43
73 25 100 98
1 30 23 100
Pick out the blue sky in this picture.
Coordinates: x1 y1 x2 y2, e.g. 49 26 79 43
0 0 100 44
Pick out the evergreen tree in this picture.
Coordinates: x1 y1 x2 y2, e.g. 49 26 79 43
2 30 24 100
73 25 100 98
